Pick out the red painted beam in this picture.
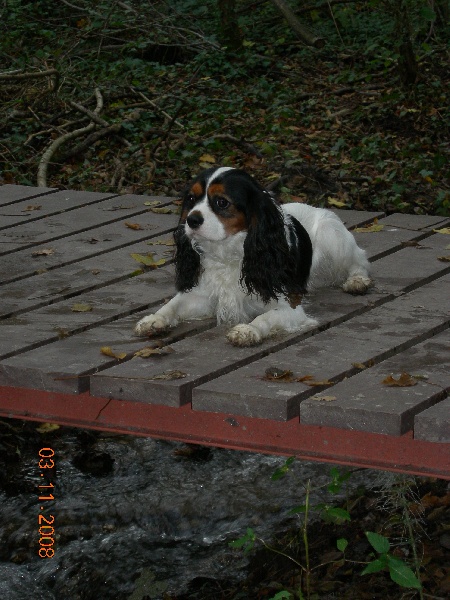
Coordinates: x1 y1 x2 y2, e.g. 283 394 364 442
0 385 449 479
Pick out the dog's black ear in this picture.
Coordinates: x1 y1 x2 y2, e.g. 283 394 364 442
241 183 312 303
173 224 201 292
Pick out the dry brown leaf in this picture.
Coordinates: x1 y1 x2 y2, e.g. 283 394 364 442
71 303 93 312
382 372 417 387
32 248 54 257
437 255 450 262
264 367 294 381
134 346 174 358
354 218 384 233
100 346 127 360
36 423 60 433
433 227 450 234
125 221 143 230
130 253 166 268
352 362 367 370
147 239 175 246
148 370 186 380
304 379 334 386
150 206 175 214
22 204 41 211
144 200 163 207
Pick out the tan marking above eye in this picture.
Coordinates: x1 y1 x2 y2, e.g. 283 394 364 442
191 181 204 197
207 183 226 198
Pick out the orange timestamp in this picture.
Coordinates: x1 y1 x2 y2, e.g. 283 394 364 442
38 447 55 558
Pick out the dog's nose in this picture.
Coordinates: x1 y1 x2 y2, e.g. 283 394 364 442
186 211 204 229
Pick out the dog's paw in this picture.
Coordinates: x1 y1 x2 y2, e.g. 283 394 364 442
226 324 262 347
134 314 171 336
342 275 371 295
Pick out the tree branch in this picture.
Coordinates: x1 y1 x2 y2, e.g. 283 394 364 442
270 0 325 48
37 88 103 187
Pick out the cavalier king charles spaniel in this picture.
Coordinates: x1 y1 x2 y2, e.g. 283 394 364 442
135 167 371 347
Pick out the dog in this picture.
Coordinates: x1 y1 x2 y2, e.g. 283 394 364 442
135 167 371 347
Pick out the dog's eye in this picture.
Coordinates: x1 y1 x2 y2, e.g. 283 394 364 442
185 194 196 206
215 197 230 209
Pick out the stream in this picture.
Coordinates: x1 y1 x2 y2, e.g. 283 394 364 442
0 425 377 599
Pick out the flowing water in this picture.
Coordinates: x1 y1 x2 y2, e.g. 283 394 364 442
0 426 375 599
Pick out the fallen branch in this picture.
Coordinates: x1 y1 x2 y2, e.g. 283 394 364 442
37 88 103 187
0 68 58 80
59 124 123 161
271 0 325 48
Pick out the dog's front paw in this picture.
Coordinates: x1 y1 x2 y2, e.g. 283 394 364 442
134 314 172 336
342 275 371 295
226 324 262 347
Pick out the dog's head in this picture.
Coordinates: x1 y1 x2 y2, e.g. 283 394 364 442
180 166 270 242
174 167 312 303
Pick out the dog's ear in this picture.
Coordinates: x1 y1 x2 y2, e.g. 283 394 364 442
240 183 312 303
173 224 201 292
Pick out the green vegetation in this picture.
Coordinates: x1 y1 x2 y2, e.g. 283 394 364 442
229 460 444 599
0 0 448 216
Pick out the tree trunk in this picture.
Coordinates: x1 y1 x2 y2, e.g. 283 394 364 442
218 0 242 51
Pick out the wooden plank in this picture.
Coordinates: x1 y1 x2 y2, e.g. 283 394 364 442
300 329 449 435
331 209 384 228
192 279 449 423
0 184 57 206
0 204 178 284
0 189 122 230
0 193 174 256
0 315 213 394
0 221 177 317
0 267 176 359
378 213 450 231
415 398 450 443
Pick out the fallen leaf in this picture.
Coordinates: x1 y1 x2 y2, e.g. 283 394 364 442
22 205 41 211
354 218 384 233
130 253 166 268
199 153 216 164
134 346 174 358
433 228 450 234
71 303 93 312
36 423 60 433
352 362 367 370
125 221 143 230
32 248 54 257
144 200 163 206
304 379 334 386
100 346 127 360
328 197 348 208
148 370 187 380
382 372 417 387
55 328 70 339
147 239 175 246
311 395 337 402
264 367 294 381
437 255 450 262
150 206 175 214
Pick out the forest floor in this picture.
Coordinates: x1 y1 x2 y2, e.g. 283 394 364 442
0 1 449 216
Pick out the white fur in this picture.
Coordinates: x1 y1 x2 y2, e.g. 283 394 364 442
135 172 371 346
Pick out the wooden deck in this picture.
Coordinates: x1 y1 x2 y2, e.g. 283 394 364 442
0 184 449 478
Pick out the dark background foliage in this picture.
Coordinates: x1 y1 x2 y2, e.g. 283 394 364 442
0 0 449 215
